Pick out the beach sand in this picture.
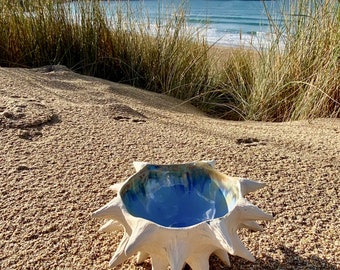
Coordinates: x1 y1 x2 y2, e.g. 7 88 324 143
1 66 339 269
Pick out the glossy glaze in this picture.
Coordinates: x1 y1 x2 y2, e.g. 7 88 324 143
121 164 236 227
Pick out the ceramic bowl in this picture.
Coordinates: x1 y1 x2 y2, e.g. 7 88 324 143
93 161 273 269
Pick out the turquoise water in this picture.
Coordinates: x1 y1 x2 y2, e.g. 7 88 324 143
98 0 284 47
185 0 283 46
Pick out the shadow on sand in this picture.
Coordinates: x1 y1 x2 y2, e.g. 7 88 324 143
136 245 337 270
217 245 337 270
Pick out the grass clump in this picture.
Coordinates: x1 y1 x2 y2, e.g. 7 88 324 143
216 0 339 121
0 0 212 103
0 0 338 121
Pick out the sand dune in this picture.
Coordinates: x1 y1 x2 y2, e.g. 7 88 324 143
1 66 339 269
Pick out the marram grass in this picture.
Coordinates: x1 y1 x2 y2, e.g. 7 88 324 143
250 0 340 121
0 0 339 121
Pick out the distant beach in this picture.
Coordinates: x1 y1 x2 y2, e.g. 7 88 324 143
68 0 284 47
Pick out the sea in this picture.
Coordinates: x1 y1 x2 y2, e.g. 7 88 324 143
183 0 285 47
72 0 286 48
123 0 285 47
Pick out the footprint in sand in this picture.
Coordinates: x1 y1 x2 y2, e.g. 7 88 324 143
235 137 266 147
0 95 59 140
101 103 147 123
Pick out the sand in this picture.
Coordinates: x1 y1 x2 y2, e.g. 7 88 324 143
0 65 339 269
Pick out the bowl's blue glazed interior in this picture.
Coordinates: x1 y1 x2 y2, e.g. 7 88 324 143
121 164 237 228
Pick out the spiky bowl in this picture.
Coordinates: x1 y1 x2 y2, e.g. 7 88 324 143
93 161 273 269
